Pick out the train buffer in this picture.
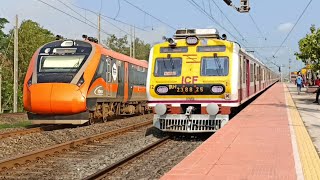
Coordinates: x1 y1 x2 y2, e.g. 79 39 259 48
161 82 320 180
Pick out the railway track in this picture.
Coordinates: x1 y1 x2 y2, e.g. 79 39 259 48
0 120 152 172
0 125 59 140
83 136 171 180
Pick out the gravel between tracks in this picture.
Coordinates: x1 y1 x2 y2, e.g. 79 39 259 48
105 135 208 180
0 114 153 160
0 125 165 179
0 113 27 125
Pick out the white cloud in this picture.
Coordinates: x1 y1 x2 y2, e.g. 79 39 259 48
277 22 294 33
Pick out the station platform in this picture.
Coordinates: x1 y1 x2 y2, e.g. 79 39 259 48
162 83 320 180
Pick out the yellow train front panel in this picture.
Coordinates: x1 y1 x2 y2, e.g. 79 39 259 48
146 29 240 133
147 38 239 106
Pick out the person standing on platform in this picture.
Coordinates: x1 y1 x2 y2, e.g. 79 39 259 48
296 73 303 95
313 76 320 104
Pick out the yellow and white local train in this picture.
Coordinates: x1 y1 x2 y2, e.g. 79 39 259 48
147 29 279 133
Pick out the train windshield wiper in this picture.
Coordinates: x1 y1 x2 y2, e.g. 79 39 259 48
213 57 222 76
169 57 175 70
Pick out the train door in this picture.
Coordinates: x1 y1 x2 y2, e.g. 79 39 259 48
105 58 112 97
239 55 243 102
254 63 256 93
124 62 129 102
246 59 250 97
128 64 135 101
258 66 261 91
116 60 125 101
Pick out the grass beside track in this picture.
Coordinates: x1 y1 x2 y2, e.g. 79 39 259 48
0 121 31 129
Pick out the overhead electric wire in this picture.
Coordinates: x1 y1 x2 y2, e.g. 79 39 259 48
36 0 112 36
272 0 313 57
210 0 248 43
187 0 245 46
56 0 133 37
122 0 176 30
100 16 131 36
114 0 121 19
248 13 266 40
72 4 147 32
56 0 97 28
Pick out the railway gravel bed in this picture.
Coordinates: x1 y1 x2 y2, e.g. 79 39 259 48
0 125 164 179
0 113 27 124
102 135 209 180
0 114 153 160
0 127 25 134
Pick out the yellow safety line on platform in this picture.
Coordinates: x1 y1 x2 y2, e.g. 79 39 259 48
285 85 320 180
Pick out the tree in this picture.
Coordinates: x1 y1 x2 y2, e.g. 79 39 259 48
134 37 151 60
0 18 9 54
295 25 320 70
104 34 130 56
103 34 151 61
3 20 55 112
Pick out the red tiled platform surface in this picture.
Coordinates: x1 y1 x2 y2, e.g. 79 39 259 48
162 83 296 180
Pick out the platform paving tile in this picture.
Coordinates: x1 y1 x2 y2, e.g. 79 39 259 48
161 83 297 180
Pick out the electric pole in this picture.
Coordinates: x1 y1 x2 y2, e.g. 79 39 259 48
13 15 18 113
98 14 101 43
133 25 135 58
130 26 132 57
289 59 291 83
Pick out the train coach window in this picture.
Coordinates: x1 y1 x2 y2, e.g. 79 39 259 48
154 58 182 77
201 57 229 76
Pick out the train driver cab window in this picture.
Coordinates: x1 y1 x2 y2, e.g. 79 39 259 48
154 58 182 77
39 55 85 73
201 57 229 76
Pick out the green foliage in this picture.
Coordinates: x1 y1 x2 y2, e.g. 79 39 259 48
134 37 151 60
104 34 130 55
0 18 9 53
104 34 151 60
0 121 31 129
295 25 320 71
1 19 55 112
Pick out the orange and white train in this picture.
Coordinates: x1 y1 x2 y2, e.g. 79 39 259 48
23 36 149 125
147 29 279 133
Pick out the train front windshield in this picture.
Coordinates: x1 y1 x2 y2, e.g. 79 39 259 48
35 40 92 83
38 55 86 73
154 58 182 77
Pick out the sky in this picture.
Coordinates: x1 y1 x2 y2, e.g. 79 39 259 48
0 0 318 76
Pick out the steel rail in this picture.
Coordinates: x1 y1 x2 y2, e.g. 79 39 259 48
83 136 170 180
0 125 57 140
0 120 152 171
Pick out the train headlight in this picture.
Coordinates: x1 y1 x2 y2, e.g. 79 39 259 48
156 86 168 94
155 104 167 115
186 36 198 45
27 76 32 87
77 74 85 87
206 104 219 115
211 85 224 94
